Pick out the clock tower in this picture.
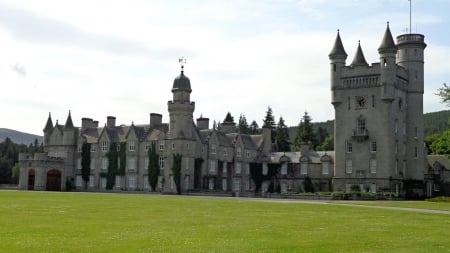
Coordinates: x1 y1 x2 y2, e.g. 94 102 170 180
330 23 426 196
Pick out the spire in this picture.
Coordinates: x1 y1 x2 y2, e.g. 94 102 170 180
329 30 348 59
43 112 53 132
64 110 74 129
378 22 397 54
350 41 368 67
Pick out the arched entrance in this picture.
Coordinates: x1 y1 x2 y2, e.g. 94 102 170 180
28 169 35 190
46 170 62 191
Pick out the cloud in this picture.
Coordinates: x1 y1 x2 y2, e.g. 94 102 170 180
11 63 26 77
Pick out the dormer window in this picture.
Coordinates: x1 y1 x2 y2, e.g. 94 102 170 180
211 144 216 154
237 147 241 157
102 141 109 152
129 141 136 151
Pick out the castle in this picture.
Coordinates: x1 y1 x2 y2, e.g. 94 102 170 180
19 24 442 197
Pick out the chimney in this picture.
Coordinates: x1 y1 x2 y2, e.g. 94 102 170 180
262 128 272 152
150 113 162 128
93 120 99 128
81 118 93 129
197 117 209 130
107 116 116 128
300 141 310 153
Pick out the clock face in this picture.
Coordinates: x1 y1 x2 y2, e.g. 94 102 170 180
356 96 367 108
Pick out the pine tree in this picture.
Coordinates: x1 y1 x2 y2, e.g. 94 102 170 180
250 120 259 134
224 112 234 123
147 142 160 191
293 112 315 151
276 116 290 152
262 106 276 141
238 114 250 134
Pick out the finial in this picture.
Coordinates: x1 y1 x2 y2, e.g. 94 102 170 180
179 57 186 73
337 29 340 33
387 21 390 27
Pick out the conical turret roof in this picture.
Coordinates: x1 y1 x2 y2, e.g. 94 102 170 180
350 41 368 67
64 110 74 129
378 22 397 54
329 30 348 59
43 112 53 132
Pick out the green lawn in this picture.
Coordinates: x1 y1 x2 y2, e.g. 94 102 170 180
1 191 449 253
340 200 450 211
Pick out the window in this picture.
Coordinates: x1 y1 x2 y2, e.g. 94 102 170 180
77 145 82 153
370 159 377 174
233 179 241 191
281 163 287 175
102 158 108 170
224 148 228 156
128 175 136 188
159 157 165 169
185 176 190 190
143 176 149 189
185 158 189 171
235 162 242 174
246 178 251 190
159 141 165 151
245 164 250 175
262 163 268 175
322 162 329 175
145 143 150 151
415 127 418 138
346 140 353 153
301 163 308 175
237 147 241 157
223 162 227 174
222 178 227 191
370 183 376 194
101 178 106 189
129 141 136 151
246 151 250 158
209 160 216 173
77 158 81 170
170 175 174 190
370 141 377 153
90 159 96 170
90 144 96 153
208 178 214 190
372 95 375 107
210 144 216 154
144 158 149 170
101 141 109 152
345 159 353 174
115 176 121 188
89 175 94 187
186 143 189 150
356 117 366 134
75 176 82 187
127 157 136 171
414 146 418 159
172 143 175 150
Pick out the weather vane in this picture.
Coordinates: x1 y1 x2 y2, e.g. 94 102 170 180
179 57 187 72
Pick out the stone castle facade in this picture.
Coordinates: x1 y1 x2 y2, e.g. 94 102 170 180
19 24 442 197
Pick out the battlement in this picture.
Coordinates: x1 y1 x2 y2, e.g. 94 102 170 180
396 33 425 44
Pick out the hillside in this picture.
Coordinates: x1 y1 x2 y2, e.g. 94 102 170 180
0 128 43 145
288 110 450 143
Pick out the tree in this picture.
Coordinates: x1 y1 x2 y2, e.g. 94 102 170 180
276 116 290 152
436 83 450 107
11 162 20 184
172 153 182 194
118 142 126 176
293 112 315 151
238 114 250 134
316 136 334 151
427 129 450 155
224 112 234 123
81 142 91 189
147 142 160 191
315 127 329 149
250 120 259 134
262 106 276 142
106 142 118 190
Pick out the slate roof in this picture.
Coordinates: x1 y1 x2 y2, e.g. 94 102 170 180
350 41 368 67
329 30 348 58
378 23 397 54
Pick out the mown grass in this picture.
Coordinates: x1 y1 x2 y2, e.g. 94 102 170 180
340 200 450 211
1 191 449 253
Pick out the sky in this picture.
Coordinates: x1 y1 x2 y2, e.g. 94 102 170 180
1 0 449 136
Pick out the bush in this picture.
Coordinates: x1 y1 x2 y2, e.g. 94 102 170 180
426 196 450 203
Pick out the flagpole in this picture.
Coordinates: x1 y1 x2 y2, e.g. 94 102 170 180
409 0 412 34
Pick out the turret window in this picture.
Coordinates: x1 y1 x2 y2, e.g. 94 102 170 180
102 141 109 152
129 141 136 151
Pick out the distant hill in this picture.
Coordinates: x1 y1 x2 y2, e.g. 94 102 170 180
287 110 450 143
0 128 43 145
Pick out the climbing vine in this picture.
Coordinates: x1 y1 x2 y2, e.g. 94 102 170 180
106 142 118 189
147 142 160 191
172 153 182 194
81 142 91 189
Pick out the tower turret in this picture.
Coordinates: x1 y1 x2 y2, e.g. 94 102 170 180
350 41 368 67
329 30 347 106
378 22 398 101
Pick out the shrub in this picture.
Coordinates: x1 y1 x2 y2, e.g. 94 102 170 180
426 196 450 203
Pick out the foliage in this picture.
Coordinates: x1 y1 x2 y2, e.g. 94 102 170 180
106 142 118 189
0 137 42 184
2 191 450 252
117 142 126 176
11 163 20 184
172 153 182 194
436 82 450 107
262 106 276 142
424 110 450 137
223 112 234 123
147 142 160 191
316 136 334 151
237 114 250 134
426 129 450 154
65 177 73 191
292 112 315 151
426 196 450 203
303 176 315 193
276 116 290 152
314 126 329 149
81 142 91 189
249 120 259 134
